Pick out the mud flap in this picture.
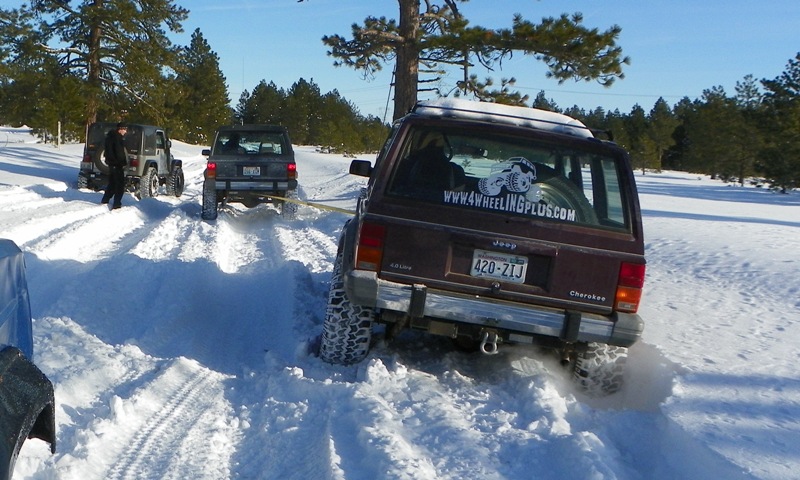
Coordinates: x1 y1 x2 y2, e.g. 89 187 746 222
561 310 581 343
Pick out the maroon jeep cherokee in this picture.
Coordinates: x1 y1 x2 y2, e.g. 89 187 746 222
320 99 646 395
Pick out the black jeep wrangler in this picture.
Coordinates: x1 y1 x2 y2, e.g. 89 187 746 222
319 99 646 396
201 125 298 220
78 122 184 199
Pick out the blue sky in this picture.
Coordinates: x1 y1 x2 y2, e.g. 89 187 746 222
176 0 799 118
8 1 800 119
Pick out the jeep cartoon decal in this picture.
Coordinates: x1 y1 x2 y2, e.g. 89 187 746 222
442 157 577 222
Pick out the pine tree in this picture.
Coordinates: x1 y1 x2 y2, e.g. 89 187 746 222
245 81 286 125
171 28 231 144
647 98 678 172
284 78 322 145
759 53 800 191
13 0 188 127
302 0 628 120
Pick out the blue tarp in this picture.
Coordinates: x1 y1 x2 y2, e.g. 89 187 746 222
0 239 33 360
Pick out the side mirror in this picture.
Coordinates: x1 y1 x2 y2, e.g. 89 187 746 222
202 149 211 156
349 159 372 177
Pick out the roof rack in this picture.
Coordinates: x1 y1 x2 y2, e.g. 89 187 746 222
412 98 594 139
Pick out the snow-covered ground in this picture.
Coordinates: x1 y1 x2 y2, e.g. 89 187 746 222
1 125 798 479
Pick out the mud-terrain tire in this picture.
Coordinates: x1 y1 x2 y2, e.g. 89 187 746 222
319 249 374 364
281 190 298 219
93 145 110 175
166 167 184 197
536 168 598 224
139 166 159 199
201 180 218 220
573 342 628 396
77 174 88 189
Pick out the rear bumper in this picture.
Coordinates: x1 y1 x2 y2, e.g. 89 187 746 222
214 179 297 192
345 270 643 347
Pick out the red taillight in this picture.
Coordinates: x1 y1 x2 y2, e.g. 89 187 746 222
356 222 386 272
615 262 645 313
82 154 91 162
287 163 297 180
205 162 217 179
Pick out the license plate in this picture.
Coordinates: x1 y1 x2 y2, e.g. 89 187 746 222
471 249 528 284
243 166 260 176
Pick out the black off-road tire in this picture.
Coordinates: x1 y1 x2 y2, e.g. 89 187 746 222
281 190 298 219
77 174 88 189
573 342 628 396
139 167 159 199
536 168 598 224
201 180 218 220
166 167 184 197
93 146 110 175
319 250 374 365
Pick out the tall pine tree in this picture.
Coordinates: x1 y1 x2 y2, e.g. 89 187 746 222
301 0 628 119
14 0 188 127
759 53 800 190
171 28 230 144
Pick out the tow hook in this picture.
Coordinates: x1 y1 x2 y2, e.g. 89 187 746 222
479 330 500 355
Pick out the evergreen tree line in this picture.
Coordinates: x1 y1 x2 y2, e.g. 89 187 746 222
1 1 797 188
0 2 387 152
234 78 389 154
530 54 800 191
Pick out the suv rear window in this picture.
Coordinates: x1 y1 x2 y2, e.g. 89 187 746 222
212 131 288 155
386 125 630 231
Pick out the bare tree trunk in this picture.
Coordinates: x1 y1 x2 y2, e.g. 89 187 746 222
392 0 420 120
86 0 103 128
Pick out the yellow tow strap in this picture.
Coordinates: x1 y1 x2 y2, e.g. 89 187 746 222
269 194 356 215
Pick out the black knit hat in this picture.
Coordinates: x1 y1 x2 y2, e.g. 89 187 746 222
117 122 128 129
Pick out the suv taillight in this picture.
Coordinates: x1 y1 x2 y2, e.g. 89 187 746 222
287 163 297 179
615 262 645 313
356 222 386 272
205 162 217 179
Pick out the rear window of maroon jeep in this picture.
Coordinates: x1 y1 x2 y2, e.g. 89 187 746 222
386 125 631 232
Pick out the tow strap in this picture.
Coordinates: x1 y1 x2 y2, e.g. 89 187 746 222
269 194 356 215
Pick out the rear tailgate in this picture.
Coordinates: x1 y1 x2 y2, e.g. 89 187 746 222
371 214 629 314
214 155 294 190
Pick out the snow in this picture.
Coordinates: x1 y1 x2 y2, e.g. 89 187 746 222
1 125 798 479
416 98 593 138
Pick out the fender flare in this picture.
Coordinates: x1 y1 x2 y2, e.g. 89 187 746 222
0 346 56 479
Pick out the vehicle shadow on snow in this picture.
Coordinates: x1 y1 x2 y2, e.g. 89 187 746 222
22 213 308 377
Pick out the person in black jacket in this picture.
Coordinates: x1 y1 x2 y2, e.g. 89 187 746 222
101 122 128 209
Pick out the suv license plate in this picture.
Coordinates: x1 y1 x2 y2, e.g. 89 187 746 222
243 166 260 176
471 249 528 284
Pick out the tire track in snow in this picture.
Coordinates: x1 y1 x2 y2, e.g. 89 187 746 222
103 358 236 480
0 186 113 251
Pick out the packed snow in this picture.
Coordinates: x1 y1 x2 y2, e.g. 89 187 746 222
1 125 798 479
